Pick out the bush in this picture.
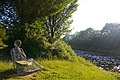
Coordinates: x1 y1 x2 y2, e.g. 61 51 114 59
49 39 77 61
23 38 77 61
23 37 49 58
0 25 7 48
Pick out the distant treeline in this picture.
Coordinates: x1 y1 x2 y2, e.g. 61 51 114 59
63 23 120 56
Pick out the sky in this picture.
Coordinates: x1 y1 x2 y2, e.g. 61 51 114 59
71 0 120 34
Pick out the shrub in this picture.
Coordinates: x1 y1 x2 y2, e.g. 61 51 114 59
23 38 77 61
0 25 7 48
49 39 77 61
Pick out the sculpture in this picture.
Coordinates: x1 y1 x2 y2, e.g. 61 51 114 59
10 40 44 75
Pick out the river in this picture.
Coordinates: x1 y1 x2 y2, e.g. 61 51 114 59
74 50 120 72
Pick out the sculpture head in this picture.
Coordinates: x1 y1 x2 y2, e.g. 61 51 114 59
14 40 22 47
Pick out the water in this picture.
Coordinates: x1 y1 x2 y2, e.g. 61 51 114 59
74 50 120 72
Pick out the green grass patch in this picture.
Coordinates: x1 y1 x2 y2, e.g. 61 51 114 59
0 61 13 72
0 57 120 80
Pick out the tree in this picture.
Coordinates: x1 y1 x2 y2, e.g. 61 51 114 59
63 34 74 42
64 23 120 56
13 0 73 25
102 23 120 34
0 0 78 42
45 0 78 43
3 0 75 42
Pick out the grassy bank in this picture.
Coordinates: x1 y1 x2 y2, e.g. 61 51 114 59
0 57 120 80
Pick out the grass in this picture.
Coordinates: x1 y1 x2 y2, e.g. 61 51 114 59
0 44 8 49
0 57 120 80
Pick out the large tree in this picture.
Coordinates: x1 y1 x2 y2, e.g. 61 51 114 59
7 0 75 42
45 0 78 43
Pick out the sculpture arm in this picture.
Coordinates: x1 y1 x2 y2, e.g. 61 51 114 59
20 48 27 59
10 49 14 61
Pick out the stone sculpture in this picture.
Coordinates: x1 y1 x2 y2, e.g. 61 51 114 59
10 40 44 75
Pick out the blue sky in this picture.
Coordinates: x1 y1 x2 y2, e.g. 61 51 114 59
71 0 120 33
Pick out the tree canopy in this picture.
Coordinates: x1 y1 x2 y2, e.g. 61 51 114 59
45 0 78 43
13 0 73 24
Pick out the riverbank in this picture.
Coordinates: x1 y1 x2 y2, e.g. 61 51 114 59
74 50 120 72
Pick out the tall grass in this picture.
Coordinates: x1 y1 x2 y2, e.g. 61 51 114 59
0 57 118 80
0 61 13 72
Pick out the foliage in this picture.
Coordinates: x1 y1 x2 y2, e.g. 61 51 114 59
23 20 45 40
0 25 7 47
13 0 73 24
45 0 78 43
0 0 79 60
19 20 47 58
23 37 77 61
48 40 77 60
21 20 75 59
64 23 120 56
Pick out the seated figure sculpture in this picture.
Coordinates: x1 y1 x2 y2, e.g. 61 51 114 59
10 40 44 75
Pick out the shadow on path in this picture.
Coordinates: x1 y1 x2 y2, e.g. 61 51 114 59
0 69 18 80
0 69 42 79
